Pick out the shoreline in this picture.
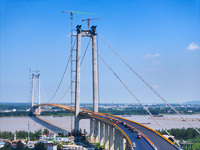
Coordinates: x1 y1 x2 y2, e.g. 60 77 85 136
0 113 200 118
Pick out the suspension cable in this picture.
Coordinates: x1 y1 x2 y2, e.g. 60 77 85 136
55 38 92 103
84 36 181 146
40 81 49 102
47 55 71 103
56 85 71 103
47 37 78 104
98 33 200 135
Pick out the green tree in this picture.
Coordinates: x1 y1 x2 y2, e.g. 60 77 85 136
57 143 63 150
0 131 13 140
16 130 28 139
193 143 200 150
0 147 12 150
43 129 49 135
34 142 46 150
16 140 24 150
3 142 11 148
30 129 42 141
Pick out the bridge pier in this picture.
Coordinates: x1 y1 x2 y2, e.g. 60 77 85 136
94 119 100 143
32 106 41 116
104 124 109 150
109 126 114 150
100 121 104 146
75 116 80 135
114 130 120 150
119 134 125 150
126 141 132 150
90 118 94 142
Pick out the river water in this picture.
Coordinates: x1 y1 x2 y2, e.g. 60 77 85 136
0 115 199 133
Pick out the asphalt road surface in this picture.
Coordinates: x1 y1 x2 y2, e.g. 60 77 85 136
113 116 179 150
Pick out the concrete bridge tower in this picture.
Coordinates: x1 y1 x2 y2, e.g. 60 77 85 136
31 72 41 115
75 25 98 132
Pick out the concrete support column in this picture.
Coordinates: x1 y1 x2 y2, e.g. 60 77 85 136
126 139 132 150
100 121 104 146
90 118 94 142
75 27 81 132
126 141 129 150
114 130 120 150
109 126 114 150
123 138 126 150
94 119 100 143
92 33 98 112
104 124 109 150
119 134 125 150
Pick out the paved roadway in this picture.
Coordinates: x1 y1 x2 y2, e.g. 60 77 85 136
112 115 179 150
118 124 154 150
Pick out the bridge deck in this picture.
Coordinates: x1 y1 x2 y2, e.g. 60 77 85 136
36 104 180 150
80 112 155 150
97 114 155 150
112 115 179 150
30 116 69 134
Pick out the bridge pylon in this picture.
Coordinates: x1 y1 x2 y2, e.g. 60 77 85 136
31 72 41 115
75 25 98 133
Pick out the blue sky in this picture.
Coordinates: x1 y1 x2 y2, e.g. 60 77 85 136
1 0 200 104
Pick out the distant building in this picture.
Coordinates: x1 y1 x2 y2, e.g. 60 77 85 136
27 141 37 148
36 140 48 144
39 134 70 142
163 135 175 142
45 143 57 150
62 144 88 150
0 142 5 148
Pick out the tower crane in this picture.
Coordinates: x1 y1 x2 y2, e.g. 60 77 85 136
82 18 101 30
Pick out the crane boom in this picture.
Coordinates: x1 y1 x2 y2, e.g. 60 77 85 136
62 10 96 15
82 18 101 29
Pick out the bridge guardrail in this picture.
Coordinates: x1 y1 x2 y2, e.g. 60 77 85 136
102 113 157 150
110 114 175 146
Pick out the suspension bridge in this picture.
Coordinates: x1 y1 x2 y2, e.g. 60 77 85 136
29 22 199 150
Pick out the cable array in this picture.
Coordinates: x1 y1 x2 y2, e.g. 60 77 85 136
97 33 200 135
84 36 181 146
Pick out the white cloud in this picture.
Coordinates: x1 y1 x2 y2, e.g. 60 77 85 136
186 42 200 50
153 53 160 57
143 53 160 58
152 60 160 64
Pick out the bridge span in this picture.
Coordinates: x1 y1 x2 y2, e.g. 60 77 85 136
33 103 180 150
